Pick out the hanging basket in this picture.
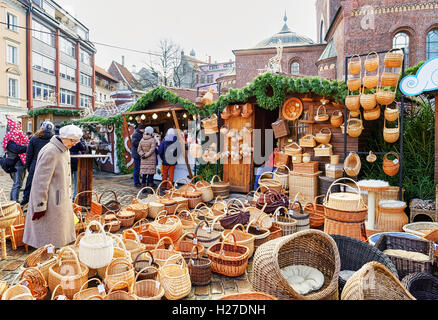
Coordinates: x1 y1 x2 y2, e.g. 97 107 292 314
383 117 400 144
274 150 289 168
299 134 317 148
314 105 329 122
363 104 381 121
344 152 362 177
360 91 377 110
345 94 361 111
376 89 396 106
348 54 362 74
272 119 290 139
347 118 363 138
384 48 404 68
385 105 399 122
381 72 400 87
363 75 379 89
366 151 377 163
201 114 218 134
330 110 343 128
347 78 362 91
383 152 400 177
364 52 379 72
315 128 332 145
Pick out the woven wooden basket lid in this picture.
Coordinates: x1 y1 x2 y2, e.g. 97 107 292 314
327 192 365 211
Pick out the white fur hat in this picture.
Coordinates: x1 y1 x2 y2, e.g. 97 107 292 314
145 126 154 135
59 125 83 140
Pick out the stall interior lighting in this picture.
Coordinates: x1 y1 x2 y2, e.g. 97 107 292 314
141 114 146 120
167 112 171 118
152 113 158 120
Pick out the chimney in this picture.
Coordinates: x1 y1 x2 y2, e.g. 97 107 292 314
121 55 125 66
208 56 211 64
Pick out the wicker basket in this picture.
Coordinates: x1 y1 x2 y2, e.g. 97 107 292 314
221 224 255 258
348 54 362 74
73 278 106 300
24 244 57 283
273 165 290 191
0 202 19 230
191 175 214 203
272 207 297 236
363 75 379 89
96 234 132 279
202 114 218 134
104 281 137 300
364 52 379 72
363 104 381 121
119 195 148 221
175 231 205 260
383 151 400 176
104 257 135 291
383 117 400 144
347 78 361 91
315 128 332 145
381 72 400 87
150 236 184 267
158 254 192 300
251 229 341 300
121 229 147 261
149 214 183 243
19 267 48 300
347 118 363 138
401 272 438 300
385 105 399 122
2 280 34 300
246 217 271 251
207 232 250 277
132 266 165 300
188 246 212 286
341 262 415 300
345 94 361 111
272 119 290 139
402 222 438 237
258 171 283 193
133 251 159 281
210 175 230 198
299 134 316 148
304 195 326 229
314 144 332 157
314 105 329 122
284 142 302 156
376 89 396 106
375 234 434 279
344 152 361 177
360 92 377 110
48 247 89 299
330 110 343 128
384 48 404 68
78 220 114 269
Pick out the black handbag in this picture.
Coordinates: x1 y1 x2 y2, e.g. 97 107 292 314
0 155 18 174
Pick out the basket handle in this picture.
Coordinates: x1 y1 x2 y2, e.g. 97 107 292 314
316 104 326 115
176 231 198 247
176 210 196 223
57 246 82 273
134 250 155 266
189 175 206 185
290 200 303 213
325 177 363 210
78 277 102 294
132 218 148 231
219 232 237 253
74 190 99 205
154 236 174 250
16 278 35 296
210 175 222 184
273 206 289 222
246 216 266 233
274 165 290 174
162 253 185 268
320 127 331 135
122 228 141 244
194 220 210 236
136 187 156 200
226 198 245 211
106 280 132 296
51 284 67 300
189 245 201 261
134 265 160 283
156 180 174 196
258 171 274 184
228 223 248 236
84 220 110 241
384 151 400 162
98 189 118 203
332 110 343 117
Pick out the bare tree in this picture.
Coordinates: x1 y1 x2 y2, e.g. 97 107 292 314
142 38 182 88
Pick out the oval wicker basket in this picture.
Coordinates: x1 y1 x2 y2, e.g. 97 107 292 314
385 105 399 122
158 254 191 300
402 222 438 237
345 95 360 111
347 78 361 91
363 105 381 121
381 72 400 87
364 52 379 72
330 110 343 127
363 75 378 89
376 90 396 106
384 48 404 68
347 118 363 138
315 128 332 145
132 266 165 300
258 171 283 193
344 152 361 177
104 257 135 292
314 105 329 122
383 118 400 144
221 224 256 258
210 175 230 198
360 91 377 110
383 152 400 177
348 54 362 74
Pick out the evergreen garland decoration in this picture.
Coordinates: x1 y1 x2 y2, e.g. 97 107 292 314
28 107 83 117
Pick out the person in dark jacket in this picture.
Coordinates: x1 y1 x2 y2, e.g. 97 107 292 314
2 118 29 202
70 137 87 199
21 121 54 206
157 128 179 188
131 125 146 188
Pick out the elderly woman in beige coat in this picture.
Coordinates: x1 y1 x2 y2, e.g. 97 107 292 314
137 126 156 191
23 125 83 249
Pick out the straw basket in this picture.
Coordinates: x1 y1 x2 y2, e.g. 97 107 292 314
191 175 214 203
363 75 379 89
344 152 361 177
2 280 34 300
330 111 343 127
258 171 283 193
188 219 222 252
104 257 135 291
364 52 379 72
385 105 399 122
348 54 362 74
363 104 381 121
347 118 363 138
104 281 136 300
158 254 192 300
188 246 212 286
73 278 106 300
314 144 332 157
347 78 361 91
376 200 408 232
122 195 148 221
221 224 255 258
360 91 377 110
273 165 290 191
19 267 48 300
210 175 230 198
48 247 89 299
121 229 147 261
284 142 302 156
207 233 250 277
102 213 121 233
315 128 332 145
314 105 329 122
24 244 57 283
383 152 400 177
132 266 165 300
299 134 316 148
98 190 122 214
345 94 360 111
202 114 218 134
175 231 205 259
251 229 341 300
78 220 114 269
341 262 415 300
384 48 404 68
272 207 298 237
181 184 203 209
323 178 368 241
381 72 400 87
376 89 396 106
383 118 400 144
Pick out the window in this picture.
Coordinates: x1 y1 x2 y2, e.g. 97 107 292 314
99 93 102 102
6 44 18 65
60 64 76 82
60 89 76 106
290 61 300 75
43 3 55 18
200 76 205 84
80 73 91 87
32 81 55 101
320 20 325 43
7 13 18 32
209 65 219 71
32 20 54 46
80 49 91 65
393 32 410 69
207 75 214 83
427 29 438 60
80 94 92 108
8 78 18 98
32 52 55 74
104 94 107 101
60 38 76 57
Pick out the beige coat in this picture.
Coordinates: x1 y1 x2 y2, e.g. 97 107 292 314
138 134 156 175
23 136 75 249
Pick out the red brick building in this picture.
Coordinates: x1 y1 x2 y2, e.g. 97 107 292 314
224 1 438 88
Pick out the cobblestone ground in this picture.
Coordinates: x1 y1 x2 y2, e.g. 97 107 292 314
0 169 254 300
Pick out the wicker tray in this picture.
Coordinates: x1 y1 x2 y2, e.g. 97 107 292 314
402 222 438 237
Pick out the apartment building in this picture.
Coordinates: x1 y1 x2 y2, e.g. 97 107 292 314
0 0 28 142
94 65 118 109
21 0 96 131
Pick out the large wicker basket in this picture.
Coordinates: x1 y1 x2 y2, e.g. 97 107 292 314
210 175 230 198
251 229 340 300
341 262 415 300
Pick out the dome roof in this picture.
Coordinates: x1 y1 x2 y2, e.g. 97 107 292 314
254 12 314 49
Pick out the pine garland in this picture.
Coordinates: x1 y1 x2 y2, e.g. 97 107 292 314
28 107 83 117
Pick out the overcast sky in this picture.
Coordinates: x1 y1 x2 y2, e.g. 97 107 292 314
55 0 317 71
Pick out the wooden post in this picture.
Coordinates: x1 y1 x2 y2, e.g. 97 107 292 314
171 110 193 179
76 158 94 207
